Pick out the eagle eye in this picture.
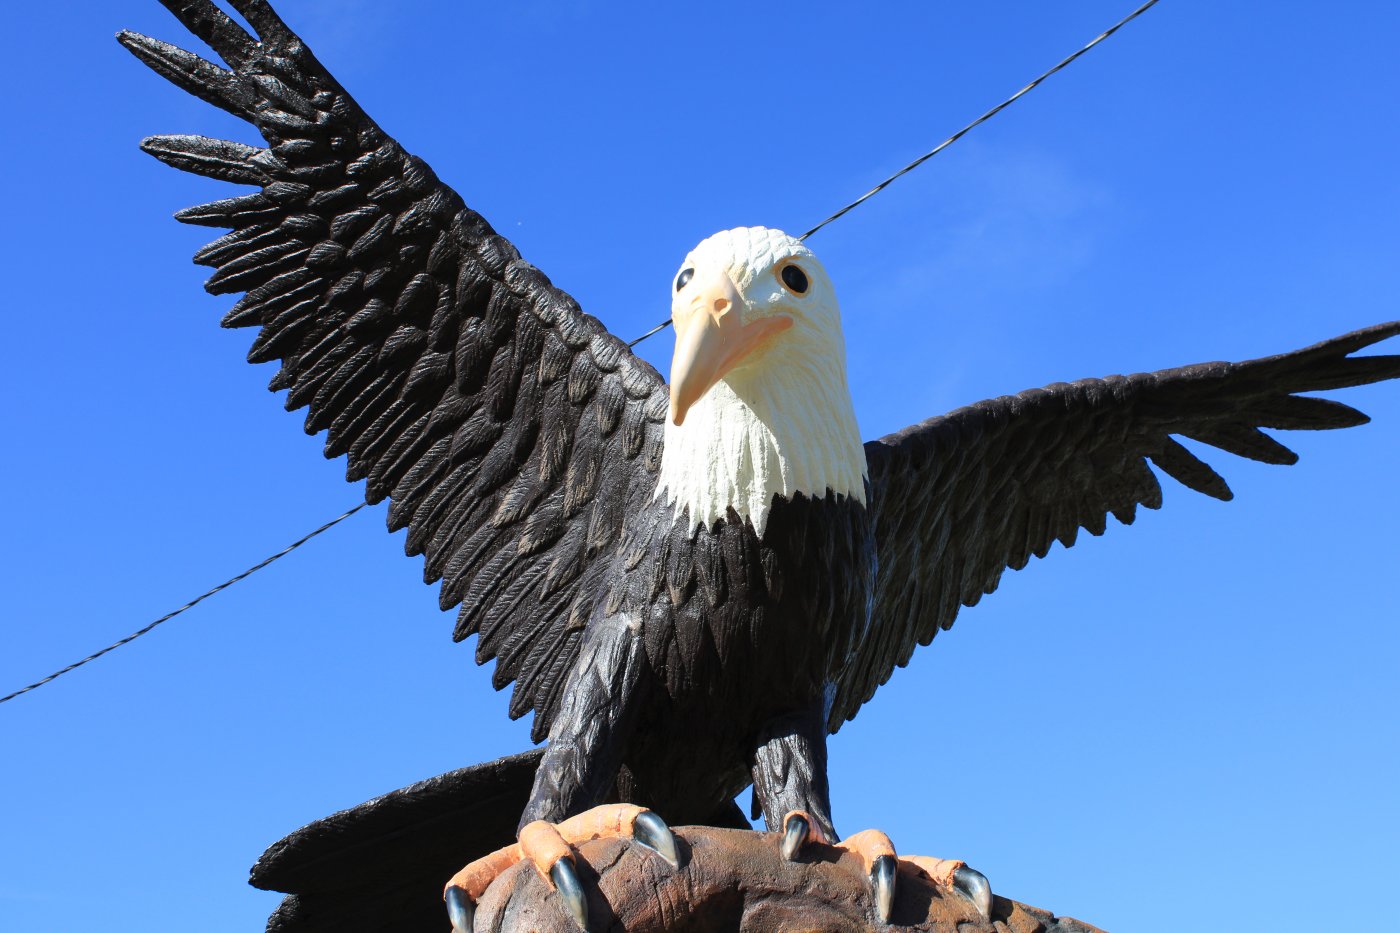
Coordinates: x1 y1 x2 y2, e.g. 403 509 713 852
779 263 809 295
675 268 694 292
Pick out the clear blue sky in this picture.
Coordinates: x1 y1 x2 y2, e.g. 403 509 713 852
2 2 1397 930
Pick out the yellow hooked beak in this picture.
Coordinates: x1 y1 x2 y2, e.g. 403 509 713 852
668 266 792 426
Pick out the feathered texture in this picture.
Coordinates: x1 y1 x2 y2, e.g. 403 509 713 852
655 227 867 534
122 0 1400 884
656 374 866 535
252 749 542 933
121 0 668 739
831 320 1400 729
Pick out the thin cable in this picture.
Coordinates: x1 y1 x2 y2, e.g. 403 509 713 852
0 502 367 706
627 318 672 348
626 0 1161 348
797 0 1162 241
6 1 1163 702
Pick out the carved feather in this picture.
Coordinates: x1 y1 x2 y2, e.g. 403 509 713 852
835 321 1400 728
125 0 667 733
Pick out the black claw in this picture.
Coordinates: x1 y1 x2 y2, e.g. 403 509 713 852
952 865 992 919
781 814 809 862
632 810 681 869
445 886 474 933
871 854 897 922
551 857 589 932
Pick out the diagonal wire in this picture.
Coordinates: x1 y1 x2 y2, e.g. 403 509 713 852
0 502 367 705
6 1 1164 707
797 0 1162 240
627 318 673 349
628 0 1163 346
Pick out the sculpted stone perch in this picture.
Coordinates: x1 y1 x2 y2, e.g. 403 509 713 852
117 1 1400 930
250 752 1084 932
470 826 1102 933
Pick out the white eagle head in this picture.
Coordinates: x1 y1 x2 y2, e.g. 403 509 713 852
657 226 866 534
667 226 843 427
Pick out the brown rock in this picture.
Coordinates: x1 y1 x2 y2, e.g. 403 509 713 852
473 826 1105 933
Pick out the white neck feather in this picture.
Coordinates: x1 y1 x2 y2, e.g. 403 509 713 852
655 342 866 536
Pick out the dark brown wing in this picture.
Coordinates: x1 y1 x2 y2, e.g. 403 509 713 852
121 0 668 739
830 321 1400 729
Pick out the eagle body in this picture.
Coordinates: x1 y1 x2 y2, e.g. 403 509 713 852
598 487 875 828
115 3 1400 930
520 226 876 834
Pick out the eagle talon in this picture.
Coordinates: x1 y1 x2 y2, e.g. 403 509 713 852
871 853 897 922
781 813 811 861
550 857 589 932
445 885 474 933
952 865 992 919
632 809 680 868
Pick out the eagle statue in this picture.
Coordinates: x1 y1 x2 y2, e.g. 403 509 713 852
118 2 1399 931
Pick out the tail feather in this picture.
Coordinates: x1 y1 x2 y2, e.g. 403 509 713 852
251 749 542 932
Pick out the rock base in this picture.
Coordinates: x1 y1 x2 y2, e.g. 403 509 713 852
475 825 1104 933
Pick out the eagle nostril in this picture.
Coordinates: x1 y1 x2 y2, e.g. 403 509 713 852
713 298 731 314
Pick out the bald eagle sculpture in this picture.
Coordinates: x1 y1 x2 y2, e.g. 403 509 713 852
120 3 1400 931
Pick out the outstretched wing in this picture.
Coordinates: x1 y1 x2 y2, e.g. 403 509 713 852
121 0 668 739
830 321 1400 729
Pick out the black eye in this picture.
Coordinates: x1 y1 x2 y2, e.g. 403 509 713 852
675 268 694 292
780 263 809 295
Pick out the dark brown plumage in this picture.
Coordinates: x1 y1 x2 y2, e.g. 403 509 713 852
843 321 1400 726
121 1 670 743
117 3 1400 931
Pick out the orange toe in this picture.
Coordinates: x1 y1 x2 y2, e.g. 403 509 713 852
444 804 674 905
445 841 524 901
837 828 897 871
903 854 967 887
779 809 833 860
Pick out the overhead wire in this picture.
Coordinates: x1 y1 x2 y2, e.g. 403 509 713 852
0 503 366 705
626 0 1162 347
795 0 1162 242
5 0 1162 706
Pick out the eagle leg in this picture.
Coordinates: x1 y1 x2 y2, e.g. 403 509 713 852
445 616 662 932
522 614 647 824
750 701 838 840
